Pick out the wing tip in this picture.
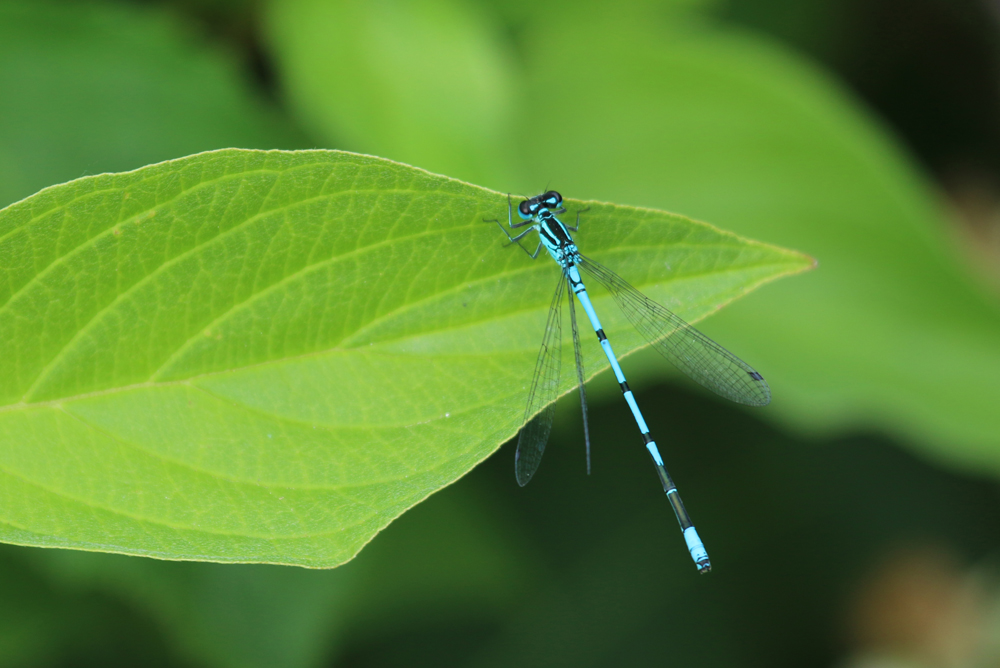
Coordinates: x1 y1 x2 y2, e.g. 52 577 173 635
515 450 533 486
746 370 771 406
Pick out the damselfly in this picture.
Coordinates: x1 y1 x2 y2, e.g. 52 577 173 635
488 191 770 574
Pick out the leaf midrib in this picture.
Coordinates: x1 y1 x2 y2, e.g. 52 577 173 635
0 345 523 412
0 256 799 413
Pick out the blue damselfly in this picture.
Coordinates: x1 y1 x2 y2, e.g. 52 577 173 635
488 191 770 574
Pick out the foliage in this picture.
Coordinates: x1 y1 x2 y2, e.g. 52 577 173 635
0 148 807 564
268 0 1000 474
0 0 998 667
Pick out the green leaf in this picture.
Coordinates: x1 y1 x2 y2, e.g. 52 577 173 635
0 148 809 565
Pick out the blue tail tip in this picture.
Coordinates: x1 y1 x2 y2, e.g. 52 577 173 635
682 527 711 574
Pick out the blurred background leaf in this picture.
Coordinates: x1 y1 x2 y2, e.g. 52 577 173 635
266 0 518 189
0 0 308 207
1 0 1000 667
510 11 1000 470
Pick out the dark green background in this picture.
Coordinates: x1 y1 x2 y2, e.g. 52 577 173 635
2 0 1000 666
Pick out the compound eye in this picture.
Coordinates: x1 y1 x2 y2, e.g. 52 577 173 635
518 200 534 218
543 191 562 207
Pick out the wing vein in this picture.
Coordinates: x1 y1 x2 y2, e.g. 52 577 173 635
579 255 770 406
514 273 566 485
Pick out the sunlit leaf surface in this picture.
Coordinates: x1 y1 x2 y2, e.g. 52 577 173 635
0 149 809 565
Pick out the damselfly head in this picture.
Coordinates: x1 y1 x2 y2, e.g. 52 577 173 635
518 191 562 219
